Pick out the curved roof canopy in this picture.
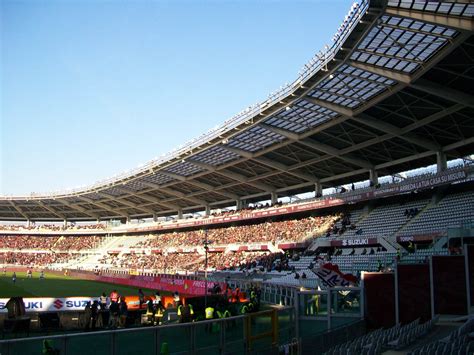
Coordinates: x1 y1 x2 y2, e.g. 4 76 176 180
1 0 473 221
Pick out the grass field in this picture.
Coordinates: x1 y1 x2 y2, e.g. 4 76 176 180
0 272 164 298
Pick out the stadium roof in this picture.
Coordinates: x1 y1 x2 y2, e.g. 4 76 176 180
1 0 473 221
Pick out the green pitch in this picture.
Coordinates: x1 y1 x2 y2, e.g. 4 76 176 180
0 271 164 298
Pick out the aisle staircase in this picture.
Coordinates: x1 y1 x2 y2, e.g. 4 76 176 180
394 201 435 237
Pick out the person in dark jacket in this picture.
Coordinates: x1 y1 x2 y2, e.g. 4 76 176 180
108 301 119 329
84 302 92 330
119 298 128 328
91 301 99 330
138 289 145 309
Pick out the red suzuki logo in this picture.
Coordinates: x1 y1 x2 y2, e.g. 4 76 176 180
53 299 63 309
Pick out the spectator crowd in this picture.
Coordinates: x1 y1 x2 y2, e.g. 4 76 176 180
0 251 76 266
0 235 104 251
0 222 106 232
99 252 202 273
0 215 339 271
134 215 337 250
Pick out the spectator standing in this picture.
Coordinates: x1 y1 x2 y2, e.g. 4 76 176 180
108 301 119 329
99 292 108 310
173 291 180 307
84 302 92 330
205 305 215 332
100 297 110 328
110 290 119 303
91 301 99 330
138 289 145 309
119 298 128 328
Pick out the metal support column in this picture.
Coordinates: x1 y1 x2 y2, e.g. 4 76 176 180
429 256 435 319
436 151 447 173
394 261 400 324
464 244 471 314
327 289 332 330
360 275 365 320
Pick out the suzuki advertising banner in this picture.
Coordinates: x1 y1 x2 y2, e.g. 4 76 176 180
0 297 94 313
330 237 378 247
0 295 176 313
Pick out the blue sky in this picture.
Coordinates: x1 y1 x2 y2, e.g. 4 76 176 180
1 0 354 195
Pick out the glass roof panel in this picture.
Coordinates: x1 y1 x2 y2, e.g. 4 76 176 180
227 125 286 152
192 145 241 166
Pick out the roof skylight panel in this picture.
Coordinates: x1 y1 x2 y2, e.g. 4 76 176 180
192 145 240 166
164 161 205 177
142 173 175 185
227 126 285 152
123 180 149 192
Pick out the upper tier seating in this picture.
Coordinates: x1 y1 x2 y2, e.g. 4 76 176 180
397 191 474 237
99 252 203 272
0 235 105 251
133 215 336 249
0 251 77 266
340 199 429 238
0 223 106 232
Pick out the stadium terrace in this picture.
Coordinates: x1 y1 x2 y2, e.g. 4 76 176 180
1 1 473 354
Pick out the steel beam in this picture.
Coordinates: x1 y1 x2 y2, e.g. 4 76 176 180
411 78 474 108
348 60 412 84
158 169 238 200
378 20 455 40
353 113 440 151
37 201 66 220
187 159 275 193
56 199 100 219
222 145 254 159
304 96 355 117
97 192 156 215
8 201 30 220
253 156 317 183
159 187 208 206
385 6 474 32
77 197 127 218
299 138 374 169
130 193 180 211
375 151 434 170
106 185 180 211
262 123 373 169
442 136 474 152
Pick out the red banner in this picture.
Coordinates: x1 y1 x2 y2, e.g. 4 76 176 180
70 271 224 297
277 242 308 250
397 233 443 242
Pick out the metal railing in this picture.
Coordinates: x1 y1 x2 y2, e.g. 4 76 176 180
0 307 296 355
296 287 364 329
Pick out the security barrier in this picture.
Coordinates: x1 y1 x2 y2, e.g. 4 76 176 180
0 307 295 355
